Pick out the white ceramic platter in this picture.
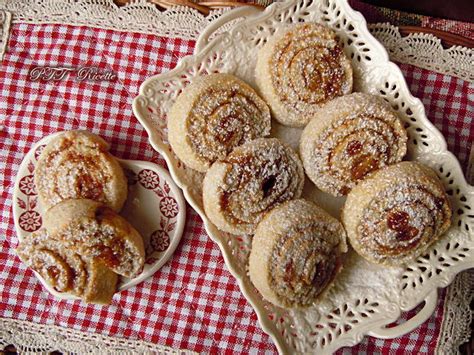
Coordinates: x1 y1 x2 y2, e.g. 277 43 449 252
13 132 186 300
132 0 474 353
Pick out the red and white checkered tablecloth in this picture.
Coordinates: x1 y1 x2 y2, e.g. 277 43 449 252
0 22 472 354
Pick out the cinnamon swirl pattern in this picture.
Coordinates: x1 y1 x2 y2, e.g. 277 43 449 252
249 199 347 308
203 138 304 235
44 199 145 278
300 93 408 196
35 130 127 212
255 23 353 127
342 162 452 266
168 73 271 172
17 228 118 304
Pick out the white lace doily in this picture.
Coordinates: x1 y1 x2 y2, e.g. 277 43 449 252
0 1 472 353
438 270 474 354
368 23 474 83
1 0 227 39
0 317 190 354
0 9 11 61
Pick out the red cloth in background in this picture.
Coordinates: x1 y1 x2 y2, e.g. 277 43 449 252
350 0 474 39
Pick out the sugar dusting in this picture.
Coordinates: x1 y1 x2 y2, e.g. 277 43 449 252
267 23 352 125
301 93 407 196
347 163 452 265
212 138 304 232
17 229 88 296
265 202 345 308
35 132 125 211
186 76 271 165
163 24 453 320
56 217 143 278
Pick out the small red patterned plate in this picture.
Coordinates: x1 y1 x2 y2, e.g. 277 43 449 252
12 132 186 299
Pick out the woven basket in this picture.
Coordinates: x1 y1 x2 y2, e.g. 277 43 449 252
115 0 271 15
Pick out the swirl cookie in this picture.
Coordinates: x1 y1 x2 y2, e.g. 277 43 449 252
35 130 127 212
249 199 347 308
256 23 353 127
300 93 407 196
168 73 271 172
17 228 118 304
44 199 145 278
203 138 304 235
342 162 452 266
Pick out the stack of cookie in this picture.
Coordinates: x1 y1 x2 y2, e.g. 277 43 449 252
17 131 145 304
167 23 451 309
